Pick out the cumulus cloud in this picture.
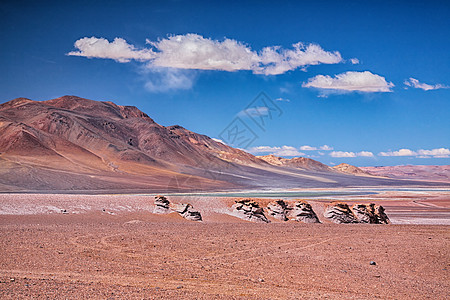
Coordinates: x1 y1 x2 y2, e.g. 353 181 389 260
248 145 305 157
330 151 356 158
378 148 450 158
350 58 359 64
378 148 416 157
300 145 317 151
404 78 449 91
68 34 344 75
416 148 450 157
320 145 333 151
357 151 375 157
303 71 394 93
67 37 155 63
330 151 374 158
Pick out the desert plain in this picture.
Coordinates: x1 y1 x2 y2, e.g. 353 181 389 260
0 188 449 299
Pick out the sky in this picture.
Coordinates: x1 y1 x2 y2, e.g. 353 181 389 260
1 0 449 166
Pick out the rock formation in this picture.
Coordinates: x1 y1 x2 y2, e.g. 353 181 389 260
266 200 290 221
171 203 203 221
351 203 390 224
232 199 269 223
325 202 390 224
324 202 359 224
289 201 321 223
153 195 202 221
351 203 377 223
373 205 390 224
153 195 170 214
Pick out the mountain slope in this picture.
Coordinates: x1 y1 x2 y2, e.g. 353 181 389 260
332 163 372 176
0 96 445 192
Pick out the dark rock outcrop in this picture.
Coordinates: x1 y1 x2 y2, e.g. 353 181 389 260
153 195 170 214
232 199 269 223
351 203 377 223
325 202 390 224
267 200 290 221
289 201 321 223
373 205 390 224
171 203 203 221
324 202 359 224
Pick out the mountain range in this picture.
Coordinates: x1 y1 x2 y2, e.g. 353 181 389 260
0 96 447 192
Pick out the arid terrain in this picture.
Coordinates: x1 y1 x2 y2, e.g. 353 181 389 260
1 96 449 299
0 190 449 299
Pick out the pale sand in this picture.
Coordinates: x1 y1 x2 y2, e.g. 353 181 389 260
0 190 449 299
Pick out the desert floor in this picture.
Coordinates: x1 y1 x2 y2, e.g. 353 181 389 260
0 190 449 299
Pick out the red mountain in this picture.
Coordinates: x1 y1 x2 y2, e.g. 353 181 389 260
0 96 444 192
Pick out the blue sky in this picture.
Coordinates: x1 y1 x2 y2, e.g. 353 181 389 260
1 0 449 166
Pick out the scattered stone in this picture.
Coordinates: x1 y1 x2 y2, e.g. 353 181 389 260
153 195 170 214
232 199 269 223
10 278 15 282
258 278 265 283
289 200 321 223
61 209 68 214
171 203 202 221
267 200 290 221
176 285 183 289
323 202 359 224
370 261 377 265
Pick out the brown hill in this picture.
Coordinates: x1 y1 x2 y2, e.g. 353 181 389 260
332 163 372 176
0 96 445 192
361 165 450 183
258 154 333 172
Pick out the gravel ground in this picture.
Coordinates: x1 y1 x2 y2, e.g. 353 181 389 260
0 210 449 299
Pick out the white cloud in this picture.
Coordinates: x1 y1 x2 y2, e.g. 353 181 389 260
320 145 333 151
258 42 343 75
417 148 450 158
238 106 269 117
350 58 359 64
330 151 374 158
300 145 317 151
357 151 374 157
248 145 305 157
379 148 450 158
303 71 394 93
330 151 356 158
67 37 155 63
404 78 449 91
68 34 345 75
330 151 356 157
378 148 417 157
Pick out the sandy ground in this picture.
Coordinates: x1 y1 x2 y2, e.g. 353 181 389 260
0 190 449 299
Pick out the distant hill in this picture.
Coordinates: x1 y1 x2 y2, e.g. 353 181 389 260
332 163 372 176
360 165 450 183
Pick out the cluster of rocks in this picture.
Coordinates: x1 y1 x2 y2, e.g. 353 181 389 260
233 199 320 223
154 195 389 225
324 202 390 224
266 199 321 223
153 195 202 221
